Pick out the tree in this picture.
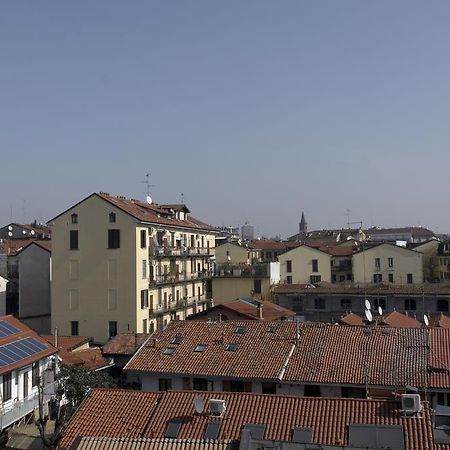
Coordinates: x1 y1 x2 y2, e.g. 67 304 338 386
34 364 115 450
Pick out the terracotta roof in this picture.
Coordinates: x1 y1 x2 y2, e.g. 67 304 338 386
340 312 365 326
428 328 450 389
0 239 37 256
73 348 113 371
125 321 429 389
59 389 160 449
102 333 152 356
187 299 295 321
247 240 301 252
429 313 450 328
73 438 237 450
47 193 216 233
273 283 450 296
42 335 91 351
366 226 435 237
60 389 437 450
0 315 57 375
379 311 421 328
320 245 356 256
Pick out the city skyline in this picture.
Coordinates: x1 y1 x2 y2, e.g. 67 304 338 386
1 1 450 237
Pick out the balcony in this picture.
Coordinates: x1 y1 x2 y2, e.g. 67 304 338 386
214 263 269 278
149 271 213 286
0 381 55 431
151 294 209 315
331 262 352 272
149 244 213 258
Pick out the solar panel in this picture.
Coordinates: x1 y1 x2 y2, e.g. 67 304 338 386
0 337 49 368
349 424 405 449
165 420 182 438
204 420 221 439
0 320 20 338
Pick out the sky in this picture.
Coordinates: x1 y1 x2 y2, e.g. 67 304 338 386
1 1 450 238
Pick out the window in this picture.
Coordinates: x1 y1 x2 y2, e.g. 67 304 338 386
254 279 262 294
32 362 39 387
2 372 12 401
304 384 321 397
163 347 175 355
262 382 277 394
194 344 207 352
109 212 116 223
314 298 325 309
404 298 416 311
286 260 292 273
142 319 147 333
222 380 252 392
140 229 147 248
141 290 149 308
286 276 292 284
108 229 120 249
407 273 413 284
71 321 79 336
310 275 321 284
437 299 449 312
108 321 118 339
69 230 78 250
193 378 208 391
388 273 394 283
71 213 78 224
341 298 352 310
312 259 318 273
225 343 238 352
388 257 394 268
234 326 246 335
373 274 382 283
171 335 183 344
375 258 381 271
373 298 386 310
159 378 172 391
142 260 147 279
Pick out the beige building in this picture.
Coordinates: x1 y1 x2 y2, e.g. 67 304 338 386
48 192 216 343
352 243 423 286
214 242 250 265
278 245 331 284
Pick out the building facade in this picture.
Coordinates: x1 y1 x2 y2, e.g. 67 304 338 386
49 192 216 343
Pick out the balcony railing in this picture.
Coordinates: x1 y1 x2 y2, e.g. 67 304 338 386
214 263 269 278
0 381 55 431
331 262 352 271
149 245 213 258
151 294 208 315
149 271 213 286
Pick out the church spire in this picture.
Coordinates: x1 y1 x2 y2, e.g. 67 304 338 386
299 211 307 238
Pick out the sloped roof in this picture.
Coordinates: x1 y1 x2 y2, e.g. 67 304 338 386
60 389 437 450
379 311 421 328
42 335 90 351
340 312 365 326
429 313 450 328
0 315 57 375
428 328 450 389
102 333 152 356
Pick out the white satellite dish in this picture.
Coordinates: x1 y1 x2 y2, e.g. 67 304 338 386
378 306 383 316
194 396 204 414
364 299 371 310
30 230 35 235
8 226 12 231
8 231 12 237
146 196 153 205
22 230 26 235
227 255 231 262
423 314 429 327
365 309 373 322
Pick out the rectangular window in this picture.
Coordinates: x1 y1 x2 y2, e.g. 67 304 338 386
304 384 321 397
310 275 321 284
2 372 12 401
109 212 116 223
159 378 172 391
373 273 382 283
312 259 318 273
253 279 262 294
261 383 277 394
286 260 292 273
108 321 118 339
286 275 292 284
407 273 413 284
108 229 120 249
142 319 147 333
71 213 78 224
140 230 147 248
222 380 252 392
69 230 78 250
141 289 149 309
373 298 386 310
341 298 352 310
32 362 39 387
388 273 394 283
404 298 416 311
375 258 381 271
193 378 208 391
388 257 394 268
314 298 325 309
437 299 449 312
142 260 147 279
71 321 79 336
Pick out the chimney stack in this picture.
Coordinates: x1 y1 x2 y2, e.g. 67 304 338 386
257 303 263 320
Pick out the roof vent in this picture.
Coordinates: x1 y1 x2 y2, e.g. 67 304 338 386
208 399 226 417
401 394 421 416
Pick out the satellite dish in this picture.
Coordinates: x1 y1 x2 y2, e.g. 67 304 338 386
194 396 204 414
423 315 429 327
31 230 35 235
378 306 383 316
8 226 12 231
146 196 153 205
364 299 371 310
365 309 373 322
8 231 12 237
22 230 26 235
227 255 231 262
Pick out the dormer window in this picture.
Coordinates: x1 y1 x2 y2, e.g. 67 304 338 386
71 213 78 224
109 212 116 223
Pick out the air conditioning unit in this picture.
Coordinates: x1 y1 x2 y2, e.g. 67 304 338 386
208 399 226 416
401 394 421 414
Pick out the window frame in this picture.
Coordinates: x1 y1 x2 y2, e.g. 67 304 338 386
108 229 121 249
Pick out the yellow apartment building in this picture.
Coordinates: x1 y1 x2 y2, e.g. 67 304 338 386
48 192 216 343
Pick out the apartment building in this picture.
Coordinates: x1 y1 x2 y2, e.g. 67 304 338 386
48 192 216 343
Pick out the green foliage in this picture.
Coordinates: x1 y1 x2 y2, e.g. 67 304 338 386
56 364 115 407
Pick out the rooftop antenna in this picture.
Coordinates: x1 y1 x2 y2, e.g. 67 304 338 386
143 173 155 197
181 192 184 203
346 209 351 229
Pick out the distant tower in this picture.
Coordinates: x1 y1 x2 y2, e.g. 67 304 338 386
299 211 307 239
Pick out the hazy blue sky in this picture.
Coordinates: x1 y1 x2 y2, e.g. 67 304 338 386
1 1 449 237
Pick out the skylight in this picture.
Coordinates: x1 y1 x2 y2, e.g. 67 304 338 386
171 335 183 345
234 326 247 335
194 344 206 352
226 343 238 352
162 347 176 356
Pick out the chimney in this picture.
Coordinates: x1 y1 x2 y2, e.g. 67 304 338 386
257 303 263 320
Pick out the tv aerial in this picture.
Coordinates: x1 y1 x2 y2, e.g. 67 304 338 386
194 396 204 414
